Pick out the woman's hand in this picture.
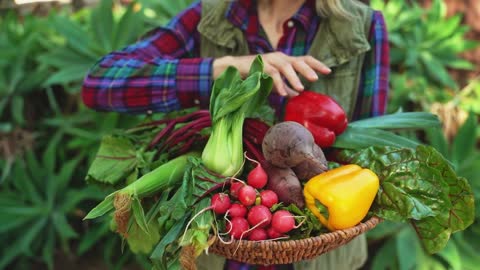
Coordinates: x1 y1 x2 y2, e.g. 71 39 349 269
213 52 331 97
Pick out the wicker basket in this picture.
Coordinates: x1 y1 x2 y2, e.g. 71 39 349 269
209 216 382 265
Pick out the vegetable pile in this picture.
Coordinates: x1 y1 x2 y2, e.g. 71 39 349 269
83 56 475 269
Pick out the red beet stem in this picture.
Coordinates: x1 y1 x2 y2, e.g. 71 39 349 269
139 110 210 128
147 121 177 150
243 137 265 163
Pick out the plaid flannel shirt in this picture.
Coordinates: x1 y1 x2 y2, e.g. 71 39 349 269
82 0 389 120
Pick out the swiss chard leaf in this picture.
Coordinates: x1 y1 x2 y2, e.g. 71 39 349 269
335 145 475 254
337 146 451 221
417 145 475 232
86 135 138 185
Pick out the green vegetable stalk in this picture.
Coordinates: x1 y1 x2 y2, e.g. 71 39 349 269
84 152 199 236
202 56 273 176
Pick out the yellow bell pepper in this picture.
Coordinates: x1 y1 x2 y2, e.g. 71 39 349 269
303 164 379 231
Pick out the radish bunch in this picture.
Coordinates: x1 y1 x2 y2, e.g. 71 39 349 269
209 159 299 241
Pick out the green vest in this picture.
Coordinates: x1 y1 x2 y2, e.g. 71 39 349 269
198 0 373 119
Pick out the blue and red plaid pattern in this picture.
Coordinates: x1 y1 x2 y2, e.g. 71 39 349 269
82 0 389 120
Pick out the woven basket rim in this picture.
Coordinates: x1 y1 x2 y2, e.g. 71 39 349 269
209 216 382 265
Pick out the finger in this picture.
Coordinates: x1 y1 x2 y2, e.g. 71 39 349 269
303 56 331 74
292 60 319 82
284 84 300 97
277 63 304 92
270 70 288 96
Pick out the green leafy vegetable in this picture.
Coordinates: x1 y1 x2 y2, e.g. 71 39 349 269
84 153 199 237
85 135 138 185
202 55 273 176
334 112 441 149
336 145 475 253
127 218 161 254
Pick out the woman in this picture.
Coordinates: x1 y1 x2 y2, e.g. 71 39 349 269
82 0 389 269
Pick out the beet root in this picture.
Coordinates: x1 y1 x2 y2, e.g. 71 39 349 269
292 144 328 181
262 121 316 168
262 161 305 208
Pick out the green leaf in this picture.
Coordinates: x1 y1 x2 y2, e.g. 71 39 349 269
0 212 36 234
84 192 116 220
0 218 47 269
371 238 399 270
425 127 449 158
51 16 98 59
454 233 480 270
56 157 81 193
348 112 441 129
131 197 149 234
25 151 45 184
11 95 24 125
335 145 474 253
438 240 462 270
451 112 477 166
44 64 92 86
52 212 78 240
91 0 114 52
61 186 109 213
150 214 189 262
112 5 143 49
11 161 43 204
43 131 62 174
126 218 161 254
85 135 138 185
334 127 420 150
42 227 55 270
411 214 451 254
77 218 111 255
396 227 419 270
38 48 95 68
336 146 451 221
367 221 406 241
444 59 475 70
420 52 457 89
419 146 475 233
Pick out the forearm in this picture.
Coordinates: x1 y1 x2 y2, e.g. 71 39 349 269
82 55 214 114
81 0 209 114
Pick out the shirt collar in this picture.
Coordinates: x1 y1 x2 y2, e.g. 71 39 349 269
226 0 317 32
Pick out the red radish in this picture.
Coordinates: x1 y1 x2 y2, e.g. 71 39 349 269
245 154 268 189
230 181 244 198
248 228 268 241
210 193 231 214
267 226 284 239
226 217 250 239
228 203 247 218
271 210 295 234
260 190 278 208
238 185 257 206
247 205 272 228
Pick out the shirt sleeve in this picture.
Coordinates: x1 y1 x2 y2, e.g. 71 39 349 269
353 10 390 120
81 0 213 114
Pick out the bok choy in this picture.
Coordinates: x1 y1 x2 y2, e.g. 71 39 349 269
201 56 273 176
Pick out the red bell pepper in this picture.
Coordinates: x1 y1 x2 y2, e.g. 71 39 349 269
284 91 348 148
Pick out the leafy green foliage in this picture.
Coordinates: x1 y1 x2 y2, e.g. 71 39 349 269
0 13 52 126
0 149 107 269
138 0 194 27
459 78 480 115
337 145 474 254
366 112 480 269
0 1 195 269
371 0 478 90
38 0 147 92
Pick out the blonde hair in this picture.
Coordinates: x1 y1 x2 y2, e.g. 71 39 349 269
316 0 360 19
